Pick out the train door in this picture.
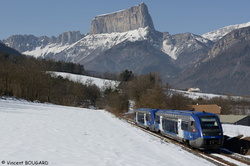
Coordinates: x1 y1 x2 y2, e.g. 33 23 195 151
159 116 163 131
134 112 138 122
178 119 184 138
154 115 159 129
144 113 148 126
146 113 153 126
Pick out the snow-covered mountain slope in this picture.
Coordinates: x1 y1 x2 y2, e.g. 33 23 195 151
23 27 149 61
3 21 212 76
0 98 215 166
162 33 212 60
24 43 70 58
7 27 211 68
202 21 250 42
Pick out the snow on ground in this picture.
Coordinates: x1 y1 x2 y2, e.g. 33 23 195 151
172 89 225 100
211 153 249 166
0 98 215 166
172 89 246 101
222 124 250 138
51 72 120 89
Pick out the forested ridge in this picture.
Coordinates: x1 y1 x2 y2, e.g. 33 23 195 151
0 52 100 106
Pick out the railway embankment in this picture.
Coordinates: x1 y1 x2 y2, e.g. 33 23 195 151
223 135 250 155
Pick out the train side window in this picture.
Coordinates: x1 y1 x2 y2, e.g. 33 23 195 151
155 116 160 123
138 113 144 123
162 119 178 134
146 114 152 121
181 121 188 131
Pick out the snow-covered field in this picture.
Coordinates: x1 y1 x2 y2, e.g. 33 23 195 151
222 124 250 138
51 72 120 89
172 89 247 101
0 98 216 166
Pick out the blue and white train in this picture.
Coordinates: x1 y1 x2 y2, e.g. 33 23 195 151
134 108 224 149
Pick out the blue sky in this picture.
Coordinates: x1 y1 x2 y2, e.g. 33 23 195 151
1 0 250 39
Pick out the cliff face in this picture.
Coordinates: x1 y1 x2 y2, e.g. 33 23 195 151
49 31 85 45
90 3 155 34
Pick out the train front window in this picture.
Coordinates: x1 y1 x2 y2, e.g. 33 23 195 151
199 116 219 130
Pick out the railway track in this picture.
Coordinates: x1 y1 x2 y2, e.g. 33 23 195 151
123 117 250 166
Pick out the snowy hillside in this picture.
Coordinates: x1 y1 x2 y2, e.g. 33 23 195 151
51 72 120 89
0 98 215 166
202 21 250 41
172 89 245 101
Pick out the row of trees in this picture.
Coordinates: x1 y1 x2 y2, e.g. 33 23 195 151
102 72 191 115
103 70 250 115
43 60 86 75
192 96 250 115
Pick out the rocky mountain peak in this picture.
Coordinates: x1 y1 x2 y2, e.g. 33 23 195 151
3 34 44 52
3 31 85 53
90 3 155 34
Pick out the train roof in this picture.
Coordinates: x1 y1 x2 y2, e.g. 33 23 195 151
134 108 158 114
135 108 217 117
156 109 216 117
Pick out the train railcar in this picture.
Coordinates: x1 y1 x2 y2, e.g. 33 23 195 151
134 108 158 131
134 108 224 149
